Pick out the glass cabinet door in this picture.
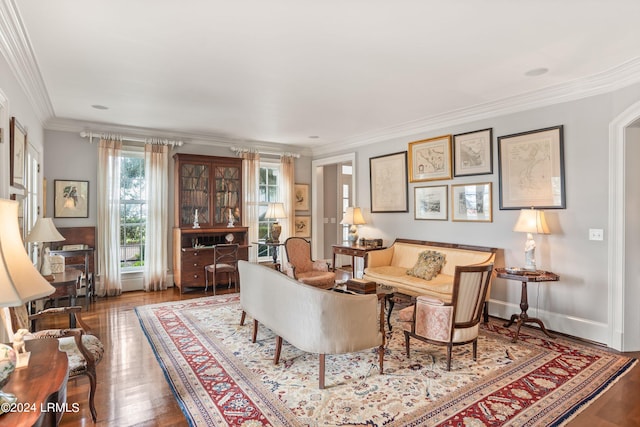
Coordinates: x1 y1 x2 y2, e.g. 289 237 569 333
180 162 210 226
215 165 240 226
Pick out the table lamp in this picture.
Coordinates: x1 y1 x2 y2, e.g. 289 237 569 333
265 202 287 243
513 208 550 271
0 199 56 404
340 207 366 245
25 217 65 277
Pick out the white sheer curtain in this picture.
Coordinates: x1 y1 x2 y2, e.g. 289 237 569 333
97 138 122 297
144 144 168 291
280 155 295 241
241 150 260 262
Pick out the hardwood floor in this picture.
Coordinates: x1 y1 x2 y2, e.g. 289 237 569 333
42 282 638 426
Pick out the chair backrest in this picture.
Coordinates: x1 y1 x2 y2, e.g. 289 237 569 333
451 264 494 328
284 237 313 273
214 243 239 267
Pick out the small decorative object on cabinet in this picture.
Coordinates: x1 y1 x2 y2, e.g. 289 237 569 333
173 153 248 292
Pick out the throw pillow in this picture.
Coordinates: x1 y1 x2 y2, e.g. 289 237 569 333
407 250 445 280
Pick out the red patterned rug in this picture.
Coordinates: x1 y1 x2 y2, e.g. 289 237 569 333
136 295 636 426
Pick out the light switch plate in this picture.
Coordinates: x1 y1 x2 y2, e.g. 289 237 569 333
589 229 604 241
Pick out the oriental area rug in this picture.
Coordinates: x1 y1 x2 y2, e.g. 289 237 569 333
136 295 636 427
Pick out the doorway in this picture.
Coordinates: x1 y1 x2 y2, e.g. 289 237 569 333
311 153 356 261
609 102 640 351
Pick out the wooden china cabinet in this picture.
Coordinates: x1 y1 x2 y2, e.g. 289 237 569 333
172 153 248 292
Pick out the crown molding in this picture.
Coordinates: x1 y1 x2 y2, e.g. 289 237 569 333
0 0 54 123
312 57 640 156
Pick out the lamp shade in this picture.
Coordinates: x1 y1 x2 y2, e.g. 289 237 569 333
25 217 65 243
340 207 366 225
513 208 550 234
265 202 287 220
0 199 55 307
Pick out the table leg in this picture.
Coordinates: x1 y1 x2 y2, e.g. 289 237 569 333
503 280 555 342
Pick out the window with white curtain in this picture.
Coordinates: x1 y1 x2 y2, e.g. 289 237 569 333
258 161 281 260
119 150 146 270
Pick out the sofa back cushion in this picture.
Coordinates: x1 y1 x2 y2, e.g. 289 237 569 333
390 242 494 276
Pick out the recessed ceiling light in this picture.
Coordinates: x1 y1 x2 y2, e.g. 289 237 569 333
525 68 549 77
91 104 109 110
308 135 319 139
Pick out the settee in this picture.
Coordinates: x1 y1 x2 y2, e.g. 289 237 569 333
238 260 385 388
363 239 497 318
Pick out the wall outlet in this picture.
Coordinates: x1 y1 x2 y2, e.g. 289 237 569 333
589 228 604 241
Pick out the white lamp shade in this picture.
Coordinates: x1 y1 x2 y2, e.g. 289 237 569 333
26 217 65 243
0 199 56 307
265 202 287 220
513 209 550 234
340 207 366 225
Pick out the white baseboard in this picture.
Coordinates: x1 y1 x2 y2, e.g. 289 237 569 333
488 299 609 346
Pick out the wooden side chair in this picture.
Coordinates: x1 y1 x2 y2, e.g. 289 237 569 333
9 303 104 421
283 237 335 289
398 264 494 371
204 243 240 294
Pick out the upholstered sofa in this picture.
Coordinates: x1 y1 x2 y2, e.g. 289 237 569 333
363 239 497 317
238 260 384 388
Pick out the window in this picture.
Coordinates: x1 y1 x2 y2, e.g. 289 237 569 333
120 151 146 270
340 163 353 242
258 162 281 260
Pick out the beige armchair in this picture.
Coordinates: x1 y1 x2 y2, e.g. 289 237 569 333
283 237 335 289
9 304 104 421
398 264 494 371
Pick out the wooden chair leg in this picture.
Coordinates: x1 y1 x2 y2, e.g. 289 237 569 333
252 319 258 343
274 336 282 365
319 354 325 389
86 369 97 421
446 344 452 371
378 344 384 375
473 339 478 361
483 301 489 323
240 310 246 326
404 331 411 358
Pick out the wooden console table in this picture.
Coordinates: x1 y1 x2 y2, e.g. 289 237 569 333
332 243 386 278
496 268 559 343
0 339 69 427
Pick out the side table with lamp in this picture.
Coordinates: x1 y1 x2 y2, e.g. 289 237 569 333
501 208 558 343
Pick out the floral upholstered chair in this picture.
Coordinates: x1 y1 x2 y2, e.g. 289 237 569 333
283 237 335 289
398 264 494 371
9 303 104 421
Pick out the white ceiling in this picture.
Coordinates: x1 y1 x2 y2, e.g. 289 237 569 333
7 0 640 153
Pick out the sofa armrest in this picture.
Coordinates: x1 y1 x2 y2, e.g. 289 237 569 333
365 247 394 268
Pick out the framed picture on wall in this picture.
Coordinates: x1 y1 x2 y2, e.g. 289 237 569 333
9 116 26 190
451 182 493 222
414 185 448 220
294 216 311 237
408 135 452 182
54 180 89 218
369 151 409 213
453 128 493 177
294 184 310 211
498 125 565 209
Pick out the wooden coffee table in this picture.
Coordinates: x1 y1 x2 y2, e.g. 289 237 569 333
340 279 396 331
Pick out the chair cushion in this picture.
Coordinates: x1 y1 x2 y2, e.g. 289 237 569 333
57 335 105 376
407 250 445 280
297 271 335 289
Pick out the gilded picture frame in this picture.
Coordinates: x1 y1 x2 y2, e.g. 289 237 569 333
294 215 311 237
408 135 452 182
451 182 493 222
294 183 310 211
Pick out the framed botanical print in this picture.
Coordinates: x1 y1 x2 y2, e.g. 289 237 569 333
369 151 408 213
294 184 310 211
498 125 565 209
451 182 493 222
54 180 90 218
294 216 311 237
10 116 26 190
408 135 452 182
453 128 493 177
414 185 448 220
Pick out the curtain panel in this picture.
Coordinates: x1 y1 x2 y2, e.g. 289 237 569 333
241 151 260 262
97 139 122 296
144 144 168 291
